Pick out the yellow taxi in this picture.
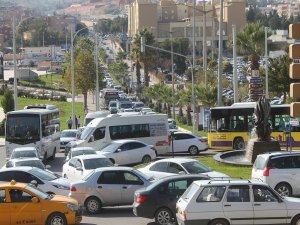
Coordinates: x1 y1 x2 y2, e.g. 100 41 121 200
0 180 82 225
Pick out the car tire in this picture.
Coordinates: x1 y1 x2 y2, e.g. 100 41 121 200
188 146 198 155
155 208 174 225
46 212 67 225
141 155 151 164
233 137 244 150
275 182 292 197
209 219 229 225
291 214 300 225
85 197 101 214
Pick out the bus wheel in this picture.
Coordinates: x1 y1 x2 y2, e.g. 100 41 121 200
233 138 245 150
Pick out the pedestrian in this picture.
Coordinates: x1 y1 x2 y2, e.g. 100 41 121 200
75 116 78 129
67 117 72 129
77 116 81 128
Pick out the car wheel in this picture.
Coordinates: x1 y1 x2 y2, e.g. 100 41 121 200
85 197 101 214
188 146 198 155
141 155 151 164
50 148 56 160
233 137 244 150
209 219 228 225
292 214 300 225
155 208 173 225
275 182 292 197
46 213 66 225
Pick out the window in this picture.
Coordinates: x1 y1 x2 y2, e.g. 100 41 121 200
197 186 226 202
93 127 105 141
269 156 291 169
123 172 143 185
0 171 15 182
0 189 5 203
174 133 194 140
109 124 150 140
130 142 146 149
226 186 250 202
97 171 121 184
253 185 278 202
150 162 168 172
167 180 188 195
69 158 76 168
167 163 185 174
292 156 300 168
9 189 33 203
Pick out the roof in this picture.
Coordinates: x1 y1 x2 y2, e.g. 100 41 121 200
73 154 108 160
13 147 37 152
154 158 197 164
0 166 35 172
71 147 96 151
9 157 41 163
258 151 300 158
110 139 146 144
62 129 78 133
193 179 266 186
0 181 27 189
94 166 135 172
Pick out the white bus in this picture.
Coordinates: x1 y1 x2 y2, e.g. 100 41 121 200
83 110 111 126
5 105 60 161
66 113 170 155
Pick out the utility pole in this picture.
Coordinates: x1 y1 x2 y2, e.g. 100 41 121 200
265 27 269 99
192 0 196 133
13 16 18 110
217 0 224 106
203 0 207 87
232 24 238 103
170 31 175 119
95 34 99 111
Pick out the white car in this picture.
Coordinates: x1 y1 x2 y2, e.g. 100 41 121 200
138 158 228 179
60 129 78 149
176 179 300 225
0 167 70 195
98 140 157 165
140 107 152 114
170 131 208 155
65 147 97 162
252 151 300 197
62 155 114 181
4 157 48 170
9 147 41 160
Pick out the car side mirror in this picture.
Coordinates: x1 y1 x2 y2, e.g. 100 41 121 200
178 171 186 175
89 135 95 143
30 180 38 187
116 148 122 152
45 165 51 169
31 197 39 203
76 167 83 171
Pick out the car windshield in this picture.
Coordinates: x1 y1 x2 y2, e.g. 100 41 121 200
120 103 132 109
72 150 96 158
30 168 57 181
61 131 77 138
101 142 120 152
135 103 144 107
26 184 50 200
83 158 114 170
109 102 117 107
15 160 45 170
80 127 94 140
182 161 212 174
11 151 37 159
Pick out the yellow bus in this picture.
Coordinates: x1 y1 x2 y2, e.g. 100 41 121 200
208 102 300 150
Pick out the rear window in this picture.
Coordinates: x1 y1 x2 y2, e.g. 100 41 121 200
181 183 199 200
253 156 268 170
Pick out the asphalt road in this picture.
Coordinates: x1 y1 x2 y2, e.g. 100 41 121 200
0 146 217 225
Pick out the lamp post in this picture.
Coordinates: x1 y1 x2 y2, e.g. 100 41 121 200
13 16 18 110
192 0 196 133
217 0 224 106
170 31 175 119
95 34 99 111
202 0 207 87
265 27 269 99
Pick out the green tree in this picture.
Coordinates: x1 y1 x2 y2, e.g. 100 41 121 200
1 89 14 114
195 83 217 107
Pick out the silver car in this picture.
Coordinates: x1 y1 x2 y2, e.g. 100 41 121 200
69 167 154 214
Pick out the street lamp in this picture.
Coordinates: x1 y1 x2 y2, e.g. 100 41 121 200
192 0 196 133
217 0 224 106
170 31 175 119
12 16 18 110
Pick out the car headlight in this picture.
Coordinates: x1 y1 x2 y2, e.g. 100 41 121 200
53 184 70 190
67 203 79 211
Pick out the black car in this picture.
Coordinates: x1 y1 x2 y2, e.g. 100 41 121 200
133 174 209 225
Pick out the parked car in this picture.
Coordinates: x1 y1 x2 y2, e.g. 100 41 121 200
176 179 300 225
98 140 157 165
168 119 178 129
132 101 145 112
0 180 82 225
138 158 229 179
69 167 154 214
4 157 48 170
62 155 114 181
133 174 209 225
170 131 208 155
65 147 97 162
0 167 70 195
60 129 78 149
252 151 300 197
9 147 41 160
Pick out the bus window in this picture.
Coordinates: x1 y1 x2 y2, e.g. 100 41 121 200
93 127 106 141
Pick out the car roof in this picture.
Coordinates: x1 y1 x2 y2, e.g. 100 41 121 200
193 179 267 187
9 157 41 163
62 129 78 133
153 158 197 164
71 147 96 151
156 174 209 184
13 147 37 152
0 166 35 172
0 180 28 189
73 154 107 160
258 151 300 158
173 131 194 135
109 139 146 145
94 166 135 172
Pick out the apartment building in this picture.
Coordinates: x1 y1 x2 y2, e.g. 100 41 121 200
128 0 246 52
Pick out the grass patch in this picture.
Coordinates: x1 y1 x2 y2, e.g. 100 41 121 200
18 73 66 91
197 156 252 179
176 120 207 137
17 97 84 130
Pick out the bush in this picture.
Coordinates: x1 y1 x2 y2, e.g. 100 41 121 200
1 89 14 114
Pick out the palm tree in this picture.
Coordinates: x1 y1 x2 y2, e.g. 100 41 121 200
195 83 218 107
175 89 188 122
236 22 266 72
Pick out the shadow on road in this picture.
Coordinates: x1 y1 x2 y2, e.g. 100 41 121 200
84 206 136 218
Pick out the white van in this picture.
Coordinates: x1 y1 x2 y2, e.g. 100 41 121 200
83 110 110 126
67 113 170 155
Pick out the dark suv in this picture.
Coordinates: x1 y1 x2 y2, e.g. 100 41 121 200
133 174 209 225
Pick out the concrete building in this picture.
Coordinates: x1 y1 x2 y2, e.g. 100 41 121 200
128 0 246 52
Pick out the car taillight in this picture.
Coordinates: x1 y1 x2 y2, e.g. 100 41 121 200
181 210 187 221
263 167 271 176
136 193 147 204
70 185 77 192
199 138 207 143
